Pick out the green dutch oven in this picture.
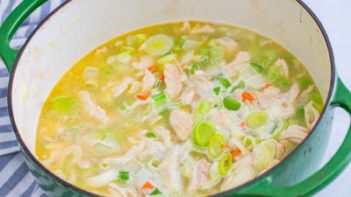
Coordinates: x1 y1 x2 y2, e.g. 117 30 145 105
0 0 350 196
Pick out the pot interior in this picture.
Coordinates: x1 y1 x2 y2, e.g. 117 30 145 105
11 0 331 158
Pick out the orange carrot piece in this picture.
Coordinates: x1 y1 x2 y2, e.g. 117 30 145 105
239 121 246 129
147 65 158 72
242 91 255 103
158 74 165 82
262 82 272 90
142 181 154 190
136 93 149 100
231 149 241 159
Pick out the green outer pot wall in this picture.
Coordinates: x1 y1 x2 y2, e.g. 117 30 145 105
1 0 350 197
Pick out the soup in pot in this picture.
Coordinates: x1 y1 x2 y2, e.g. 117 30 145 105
36 21 323 197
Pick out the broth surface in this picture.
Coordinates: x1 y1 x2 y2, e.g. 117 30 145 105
36 21 323 197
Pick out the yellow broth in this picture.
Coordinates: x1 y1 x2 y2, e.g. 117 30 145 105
36 21 323 197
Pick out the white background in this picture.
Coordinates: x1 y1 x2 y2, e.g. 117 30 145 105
303 0 351 196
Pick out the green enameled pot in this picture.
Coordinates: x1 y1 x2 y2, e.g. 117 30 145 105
0 0 350 196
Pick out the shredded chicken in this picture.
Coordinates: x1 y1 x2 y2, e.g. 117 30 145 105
170 109 193 141
225 51 251 77
79 91 109 123
188 159 211 192
280 125 308 144
132 55 154 70
141 70 156 92
190 24 215 34
274 59 289 78
305 101 320 129
159 146 183 192
164 63 183 99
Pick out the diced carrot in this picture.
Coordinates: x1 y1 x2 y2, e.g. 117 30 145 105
142 181 154 190
242 91 255 103
158 74 165 82
262 82 272 90
231 149 241 159
147 65 158 72
239 121 246 129
136 93 149 100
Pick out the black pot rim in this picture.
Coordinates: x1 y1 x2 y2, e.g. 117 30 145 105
7 0 335 196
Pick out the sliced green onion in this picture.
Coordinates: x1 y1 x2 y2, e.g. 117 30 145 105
250 63 264 73
246 111 268 129
223 97 241 111
192 121 216 147
240 135 257 150
216 77 231 89
150 188 162 196
143 34 173 56
208 134 225 158
52 96 76 113
152 92 167 107
117 170 129 183
213 87 221 96
218 153 233 176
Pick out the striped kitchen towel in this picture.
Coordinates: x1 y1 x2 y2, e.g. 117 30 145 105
0 1 65 196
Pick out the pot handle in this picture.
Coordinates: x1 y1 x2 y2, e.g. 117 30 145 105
0 0 47 71
236 76 351 197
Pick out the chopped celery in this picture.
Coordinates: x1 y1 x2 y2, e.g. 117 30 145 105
246 111 268 129
150 159 160 168
299 75 313 89
152 92 167 107
145 131 157 138
266 66 291 90
231 81 245 93
216 77 231 89
150 188 162 196
143 34 174 56
117 170 129 183
218 153 233 176
192 121 216 147
173 38 186 52
295 107 305 124
52 96 76 113
250 63 264 73
208 134 225 158
189 63 200 75
158 53 177 64
213 87 221 95
158 108 171 118
209 46 225 64
309 92 324 112
223 97 241 111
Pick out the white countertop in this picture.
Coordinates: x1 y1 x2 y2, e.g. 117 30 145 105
303 0 351 196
